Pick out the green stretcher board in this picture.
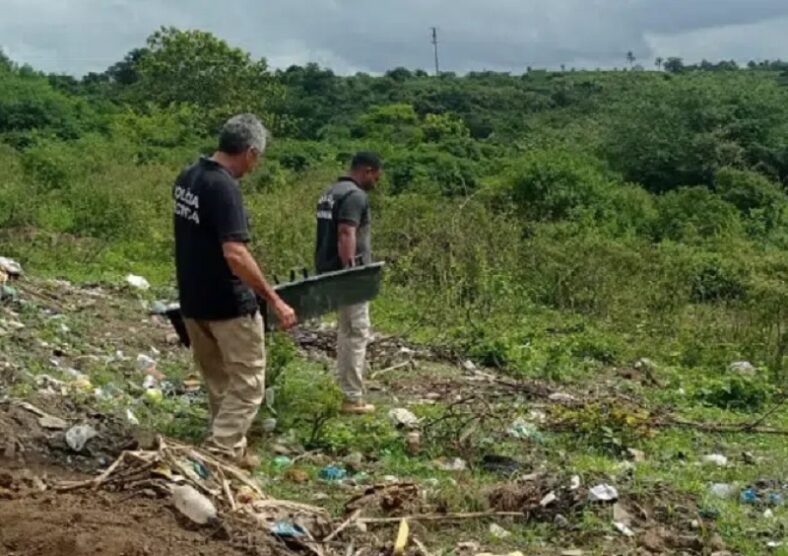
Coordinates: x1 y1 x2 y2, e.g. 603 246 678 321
156 262 384 346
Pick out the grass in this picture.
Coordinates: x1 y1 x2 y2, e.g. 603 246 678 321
1 275 785 555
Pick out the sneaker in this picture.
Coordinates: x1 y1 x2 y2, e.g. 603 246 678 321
341 400 376 414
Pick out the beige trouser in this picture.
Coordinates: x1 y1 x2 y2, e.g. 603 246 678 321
183 312 266 458
336 302 370 402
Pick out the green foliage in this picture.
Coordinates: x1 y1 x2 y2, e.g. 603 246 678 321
276 363 343 446
693 374 776 411
131 27 283 129
714 167 787 235
655 186 743 242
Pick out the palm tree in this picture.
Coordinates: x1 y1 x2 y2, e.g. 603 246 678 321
655 57 664 71
626 51 636 68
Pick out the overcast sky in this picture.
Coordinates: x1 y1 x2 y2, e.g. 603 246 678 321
2 0 788 76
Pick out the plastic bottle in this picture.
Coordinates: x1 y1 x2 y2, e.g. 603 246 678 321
172 485 217 525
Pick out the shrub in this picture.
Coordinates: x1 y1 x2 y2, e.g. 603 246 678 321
655 186 743 242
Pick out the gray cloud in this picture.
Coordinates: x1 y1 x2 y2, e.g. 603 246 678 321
2 0 788 76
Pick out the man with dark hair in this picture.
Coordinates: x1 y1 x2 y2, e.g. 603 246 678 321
174 113 296 467
315 152 383 414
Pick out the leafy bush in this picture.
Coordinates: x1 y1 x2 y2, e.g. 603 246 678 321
655 186 743 242
694 374 775 411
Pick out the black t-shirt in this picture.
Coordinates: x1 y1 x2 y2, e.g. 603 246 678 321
315 177 371 273
174 157 257 320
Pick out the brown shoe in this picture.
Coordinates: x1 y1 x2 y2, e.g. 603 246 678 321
341 401 376 415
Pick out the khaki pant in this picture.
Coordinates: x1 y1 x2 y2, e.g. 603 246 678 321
336 302 370 402
184 312 265 458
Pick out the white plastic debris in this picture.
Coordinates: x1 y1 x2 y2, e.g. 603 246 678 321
38 414 68 430
540 491 557 507
764 509 775 519
0 257 22 276
709 483 737 499
729 361 756 375
589 484 619 502
388 408 419 428
488 523 511 539
65 424 98 452
569 475 581 491
125 274 150 291
613 521 635 537
548 392 577 403
126 409 140 426
136 354 156 372
435 457 467 472
172 484 217 525
702 454 728 467
142 375 158 390
262 418 277 433
462 360 477 372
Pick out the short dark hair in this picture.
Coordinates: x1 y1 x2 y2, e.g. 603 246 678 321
351 151 382 170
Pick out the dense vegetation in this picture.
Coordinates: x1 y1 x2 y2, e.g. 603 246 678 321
0 28 786 400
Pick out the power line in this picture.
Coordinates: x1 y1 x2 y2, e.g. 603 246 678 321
431 27 440 76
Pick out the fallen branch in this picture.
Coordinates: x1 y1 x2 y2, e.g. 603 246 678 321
654 417 788 436
324 509 362 542
359 511 523 525
370 361 414 380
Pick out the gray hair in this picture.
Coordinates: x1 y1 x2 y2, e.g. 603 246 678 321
218 113 269 154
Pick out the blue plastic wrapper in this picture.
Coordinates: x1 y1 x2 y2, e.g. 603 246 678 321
319 465 348 481
270 522 306 537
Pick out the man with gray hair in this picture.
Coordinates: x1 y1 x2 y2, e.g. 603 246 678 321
174 113 296 468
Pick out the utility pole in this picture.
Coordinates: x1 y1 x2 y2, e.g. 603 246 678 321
431 27 440 76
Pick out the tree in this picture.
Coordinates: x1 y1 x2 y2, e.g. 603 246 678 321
655 57 664 71
626 51 636 67
132 27 283 128
663 57 684 73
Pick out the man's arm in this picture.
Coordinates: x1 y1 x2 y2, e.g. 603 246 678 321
337 223 358 268
223 241 296 329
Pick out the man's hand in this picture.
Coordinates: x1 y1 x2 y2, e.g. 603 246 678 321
272 298 297 329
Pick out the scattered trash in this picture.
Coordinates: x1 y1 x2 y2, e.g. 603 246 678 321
489 522 512 539
405 431 421 455
125 274 151 291
508 418 544 442
709 483 737 499
172 484 217 525
740 488 758 504
613 521 635 537
627 448 646 463
729 361 756 375
343 452 364 472
561 551 584 556
702 454 728 467
144 388 163 404
319 465 348 482
462 360 477 372
767 541 783 549
394 518 410 555
284 468 310 483
38 414 68 430
435 457 467 472
549 392 577 403
481 454 522 475
236 485 259 504
389 408 419 428
136 354 166 381
191 459 211 480
0 257 22 276
455 541 480 555
65 424 98 452
764 509 775 519
270 521 307 538
272 456 292 469
142 375 158 390
540 491 557 507
555 514 571 528
262 418 277 433
589 484 619 502
767 492 784 506
125 409 140 426
569 475 582 490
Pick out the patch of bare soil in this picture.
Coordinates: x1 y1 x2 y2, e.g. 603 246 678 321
0 465 280 556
